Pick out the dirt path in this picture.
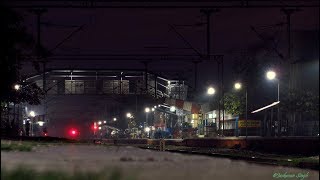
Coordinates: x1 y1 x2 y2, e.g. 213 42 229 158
1 144 318 180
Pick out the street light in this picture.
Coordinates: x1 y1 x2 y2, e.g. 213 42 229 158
234 82 248 139
266 70 279 101
29 111 36 136
207 86 220 135
266 70 280 137
207 87 215 95
145 107 150 128
98 121 102 125
170 106 176 112
145 127 151 138
266 70 276 80
151 108 155 112
113 118 117 121
234 82 242 90
38 121 45 127
126 113 132 118
29 111 36 117
14 84 21 91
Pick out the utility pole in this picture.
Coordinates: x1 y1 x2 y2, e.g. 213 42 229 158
31 9 47 125
200 9 221 135
192 60 201 94
221 58 224 136
281 8 299 136
200 9 219 59
281 8 299 90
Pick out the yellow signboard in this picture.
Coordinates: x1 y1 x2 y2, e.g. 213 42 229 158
238 120 261 128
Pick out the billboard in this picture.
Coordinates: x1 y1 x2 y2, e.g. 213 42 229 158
238 120 261 128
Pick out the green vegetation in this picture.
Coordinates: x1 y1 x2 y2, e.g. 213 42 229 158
0 140 116 152
223 92 245 116
1 167 136 180
1 140 34 151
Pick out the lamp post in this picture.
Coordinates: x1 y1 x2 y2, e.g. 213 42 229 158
126 112 133 132
207 86 217 135
266 70 280 137
266 70 279 101
145 107 150 127
29 111 36 136
234 82 248 139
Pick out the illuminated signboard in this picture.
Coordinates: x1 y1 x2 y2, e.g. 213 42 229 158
238 120 261 128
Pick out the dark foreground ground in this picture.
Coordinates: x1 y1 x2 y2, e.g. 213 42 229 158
1 141 319 180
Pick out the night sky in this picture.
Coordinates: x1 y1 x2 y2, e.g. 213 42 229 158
16 7 318 88
5 1 319 138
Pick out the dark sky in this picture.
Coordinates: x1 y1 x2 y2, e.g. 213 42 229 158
10 3 319 137
17 6 319 91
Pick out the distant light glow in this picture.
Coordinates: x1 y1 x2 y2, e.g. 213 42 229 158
234 82 242 90
29 111 36 117
266 70 276 80
98 127 101 130
126 113 132 118
69 128 78 136
154 106 157 108
103 121 106 124
151 108 155 111
145 107 150 113
145 127 150 132
207 87 215 95
38 121 44 126
14 84 20 90
98 121 102 125
170 106 176 112
113 118 117 121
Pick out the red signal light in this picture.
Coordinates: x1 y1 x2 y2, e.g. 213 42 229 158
44 133 48 136
69 128 78 136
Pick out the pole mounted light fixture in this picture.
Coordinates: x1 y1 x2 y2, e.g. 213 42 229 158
14 84 21 91
29 111 36 117
170 106 176 112
266 70 276 80
234 82 242 90
207 87 215 95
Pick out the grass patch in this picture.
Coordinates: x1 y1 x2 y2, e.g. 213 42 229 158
1 141 33 152
1 167 137 180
